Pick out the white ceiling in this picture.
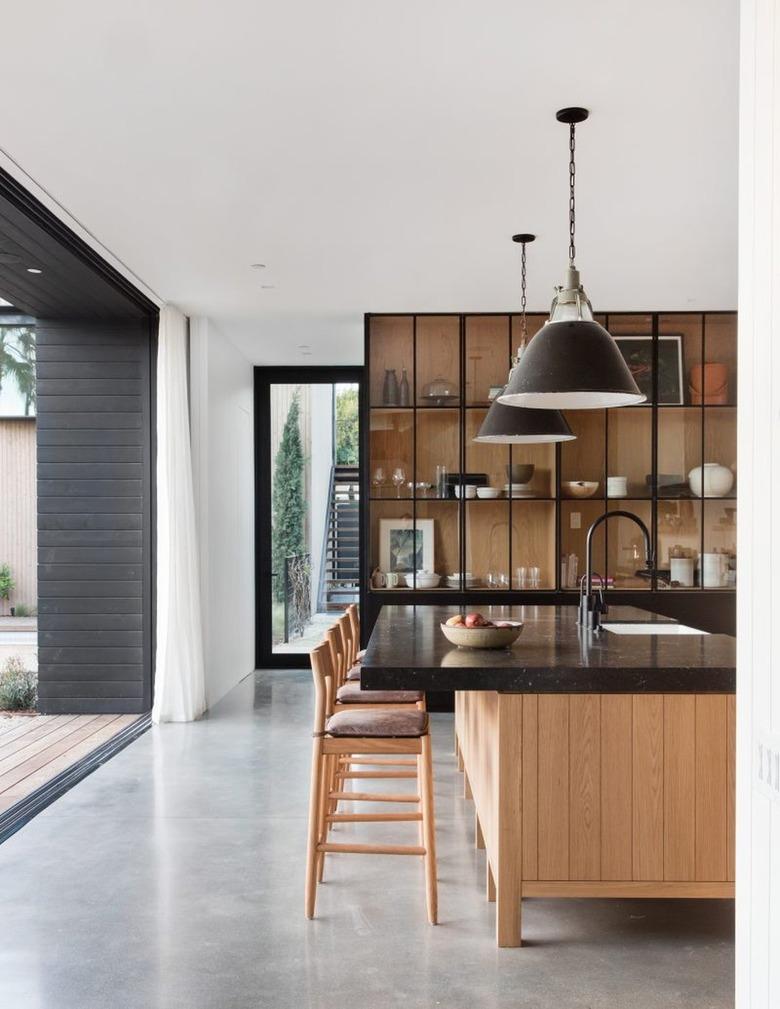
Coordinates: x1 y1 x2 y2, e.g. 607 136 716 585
0 0 738 364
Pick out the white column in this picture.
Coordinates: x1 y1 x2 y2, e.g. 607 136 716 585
736 1 780 1005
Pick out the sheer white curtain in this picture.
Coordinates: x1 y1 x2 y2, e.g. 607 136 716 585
152 305 206 723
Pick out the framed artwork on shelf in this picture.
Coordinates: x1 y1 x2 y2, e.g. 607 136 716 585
379 518 435 574
614 334 683 405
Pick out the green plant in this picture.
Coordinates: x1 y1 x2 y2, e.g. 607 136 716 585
272 390 305 602
0 326 36 415
335 385 359 466
0 564 14 605
0 657 37 711
13 603 35 618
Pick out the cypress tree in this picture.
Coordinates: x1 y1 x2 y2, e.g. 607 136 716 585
272 390 305 601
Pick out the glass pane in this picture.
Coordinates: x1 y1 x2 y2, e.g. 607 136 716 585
466 407 509 491
703 501 737 588
606 499 653 590
657 407 701 498
416 409 459 498
416 316 460 406
370 501 416 588
607 408 652 498
703 407 737 497
511 501 556 588
270 382 359 655
561 410 606 492
702 314 737 406
415 500 460 589
369 316 413 407
656 500 701 589
560 500 606 589
661 313 702 406
369 409 413 499
465 316 510 405
607 314 653 406
465 499 510 589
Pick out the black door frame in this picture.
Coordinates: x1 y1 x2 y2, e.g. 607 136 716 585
254 365 364 669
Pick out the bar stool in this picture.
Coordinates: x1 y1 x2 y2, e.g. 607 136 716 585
305 642 437 923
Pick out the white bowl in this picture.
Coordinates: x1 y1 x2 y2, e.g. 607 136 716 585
440 621 524 649
414 572 441 589
454 485 477 499
476 487 500 499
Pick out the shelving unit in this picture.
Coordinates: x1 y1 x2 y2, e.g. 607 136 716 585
362 311 737 634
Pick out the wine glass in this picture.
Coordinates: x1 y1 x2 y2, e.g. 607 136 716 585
392 467 406 498
372 467 386 497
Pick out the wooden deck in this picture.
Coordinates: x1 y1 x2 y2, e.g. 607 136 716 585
0 713 140 814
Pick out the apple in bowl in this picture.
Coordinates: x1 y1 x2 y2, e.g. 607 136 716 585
441 612 523 649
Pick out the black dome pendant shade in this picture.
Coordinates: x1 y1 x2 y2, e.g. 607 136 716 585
474 395 575 443
498 108 645 410
474 234 576 444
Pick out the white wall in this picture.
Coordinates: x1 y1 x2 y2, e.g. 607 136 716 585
190 317 255 708
736 2 780 1006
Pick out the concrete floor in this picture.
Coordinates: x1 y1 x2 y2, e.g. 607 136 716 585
0 670 734 1009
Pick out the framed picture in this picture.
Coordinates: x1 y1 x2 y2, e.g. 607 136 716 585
614 335 684 405
379 518 435 574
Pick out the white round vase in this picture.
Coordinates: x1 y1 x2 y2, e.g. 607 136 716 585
688 463 734 498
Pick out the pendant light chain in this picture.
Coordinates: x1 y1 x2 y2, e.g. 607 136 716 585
568 123 576 267
520 240 528 343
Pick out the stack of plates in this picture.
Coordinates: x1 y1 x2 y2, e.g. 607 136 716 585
446 573 481 589
503 484 536 499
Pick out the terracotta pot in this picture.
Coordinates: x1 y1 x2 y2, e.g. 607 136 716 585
689 363 729 405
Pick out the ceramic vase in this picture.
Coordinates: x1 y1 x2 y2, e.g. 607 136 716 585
382 368 399 406
399 368 410 406
688 463 734 497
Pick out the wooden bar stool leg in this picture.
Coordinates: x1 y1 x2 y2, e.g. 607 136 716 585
487 860 496 902
420 733 438 924
305 739 324 919
316 753 333 882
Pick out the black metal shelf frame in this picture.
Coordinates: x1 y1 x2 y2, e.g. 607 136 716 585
364 311 737 608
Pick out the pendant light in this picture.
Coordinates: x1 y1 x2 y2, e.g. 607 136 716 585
499 108 645 410
474 234 575 444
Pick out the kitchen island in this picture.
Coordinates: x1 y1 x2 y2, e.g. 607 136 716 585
361 605 736 947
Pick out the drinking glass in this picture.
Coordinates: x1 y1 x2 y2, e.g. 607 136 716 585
497 572 510 589
435 465 448 499
528 566 541 589
486 571 497 589
515 566 528 589
372 467 386 497
392 467 406 498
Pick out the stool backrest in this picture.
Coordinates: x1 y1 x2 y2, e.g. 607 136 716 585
325 626 344 688
347 604 360 654
337 613 354 671
310 643 336 729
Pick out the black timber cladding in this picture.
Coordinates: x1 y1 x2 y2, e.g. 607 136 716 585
35 319 154 714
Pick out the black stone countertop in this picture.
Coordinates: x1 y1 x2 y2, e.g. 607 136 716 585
360 605 736 694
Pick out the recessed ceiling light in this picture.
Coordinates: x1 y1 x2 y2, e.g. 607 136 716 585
298 344 310 350
27 267 42 274
250 263 267 270
261 284 276 289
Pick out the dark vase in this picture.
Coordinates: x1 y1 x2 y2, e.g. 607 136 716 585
383 368 399 405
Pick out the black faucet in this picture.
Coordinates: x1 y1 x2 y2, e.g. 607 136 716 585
578 509 654 631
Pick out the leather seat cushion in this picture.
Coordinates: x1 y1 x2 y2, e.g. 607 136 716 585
336 680 423 704
325 708 428 738
346 664 362 681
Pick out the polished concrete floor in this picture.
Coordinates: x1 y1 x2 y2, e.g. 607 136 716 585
0 670 734 1009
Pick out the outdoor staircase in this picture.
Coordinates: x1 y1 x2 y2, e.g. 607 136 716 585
319 465 360 612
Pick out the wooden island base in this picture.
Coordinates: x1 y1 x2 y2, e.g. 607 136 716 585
454 690 736 947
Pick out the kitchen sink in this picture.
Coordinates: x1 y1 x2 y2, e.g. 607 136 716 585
601 622 708 635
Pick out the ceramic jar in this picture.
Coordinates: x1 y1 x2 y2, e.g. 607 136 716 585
688 463 734 498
